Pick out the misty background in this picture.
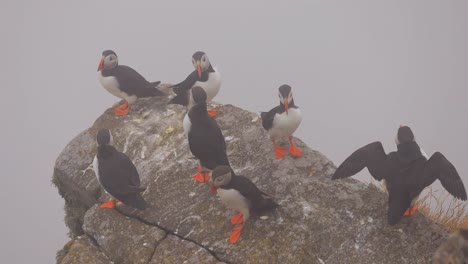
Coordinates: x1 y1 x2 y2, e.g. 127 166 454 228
1 1 467 263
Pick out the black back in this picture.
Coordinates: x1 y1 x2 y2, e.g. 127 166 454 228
96 145 147 210
332 140 467 225
101 65 163 97
187 102 229 169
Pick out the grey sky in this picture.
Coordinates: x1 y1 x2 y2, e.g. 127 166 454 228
1 1 467 263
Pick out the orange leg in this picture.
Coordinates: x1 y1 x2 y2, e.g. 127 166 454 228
192 165 210 183
230 213 244 225
113 101 129 116
209 182 217 194
404 205 418 216
272 139 286 159
207 109 218 118
99 199 116 209
229 221 246 244
288 136 302 157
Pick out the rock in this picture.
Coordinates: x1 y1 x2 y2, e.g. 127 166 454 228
54 95 448 263
433 229 468 263
59 236 112 264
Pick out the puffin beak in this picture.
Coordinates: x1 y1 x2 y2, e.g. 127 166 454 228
196 63 202 78
97 57 104 71
283 99 289 114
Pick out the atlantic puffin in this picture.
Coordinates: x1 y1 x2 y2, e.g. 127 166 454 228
332 125 467 225
93 129 148 210
168 51 221 117
185 87 229 185
98 50 164 116
261 84 303 159
210 165 279 244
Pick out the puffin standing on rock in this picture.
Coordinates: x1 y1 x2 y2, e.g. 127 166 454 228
210 165 279 244
169 51 221 117
185 87 229 186
93 129 148 210
261 84 303 159
98 50 164 116
332 125 467 225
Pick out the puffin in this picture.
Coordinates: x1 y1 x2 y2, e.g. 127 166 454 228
97 50 164 116
185 86 229 185
168 51 221 117
332 125 467 225
210 165 279 244
261 84 303 159
93 128 148 210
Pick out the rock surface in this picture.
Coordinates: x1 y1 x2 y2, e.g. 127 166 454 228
54 95 448 264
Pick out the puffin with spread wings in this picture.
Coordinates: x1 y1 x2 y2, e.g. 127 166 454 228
332 125 466 225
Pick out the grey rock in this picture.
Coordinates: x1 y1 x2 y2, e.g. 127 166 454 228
433 229 468 264
54 94 448 264
59 236 112 264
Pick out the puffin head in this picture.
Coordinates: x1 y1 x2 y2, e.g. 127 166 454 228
395 125 415 145
191 86 207 104
98 50 118 71
96 129 113 146
210 165 233 190
192 51 211 78
278 84 293 114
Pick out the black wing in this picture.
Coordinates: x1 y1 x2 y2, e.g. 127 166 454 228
188 119 229 169
170 70 198 95
260 105 282 131
418 152 467 200
332 141 388 181
99 152 144 196
114 65 162 97
233 175 279 212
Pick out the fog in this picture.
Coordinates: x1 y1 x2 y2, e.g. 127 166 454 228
1 1 467 263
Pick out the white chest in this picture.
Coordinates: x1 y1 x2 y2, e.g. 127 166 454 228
93 155 100 183
99 73 129 100
183 113 191 136
217 188 250 211
270 108 302 138
194 69 221 102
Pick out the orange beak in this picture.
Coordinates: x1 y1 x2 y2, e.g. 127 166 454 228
196 63 202 78
97 57 104 71
284 99 289 114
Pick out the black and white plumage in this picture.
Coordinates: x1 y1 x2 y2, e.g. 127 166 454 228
210 165 279 243
168 51 221 111
93 129 148 210
211 165 279 221
332 126 467 225
261 84 303 159
186 87 230 173
98 50 164 115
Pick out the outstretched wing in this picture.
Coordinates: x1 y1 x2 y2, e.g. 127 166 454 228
332 141 388 181
418 152 467 200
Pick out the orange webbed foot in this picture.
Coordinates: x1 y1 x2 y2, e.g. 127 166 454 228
192 172 210 183
289 145 302 157
230 213 244 225
99 200 115 209
404 205 418 216
228 222 246 244
207 109 218 118
274 146 286 159
113 101 129 116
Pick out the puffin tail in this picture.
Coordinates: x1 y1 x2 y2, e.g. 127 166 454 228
123 193 149 210
147 81 165 97
259 197 280 212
